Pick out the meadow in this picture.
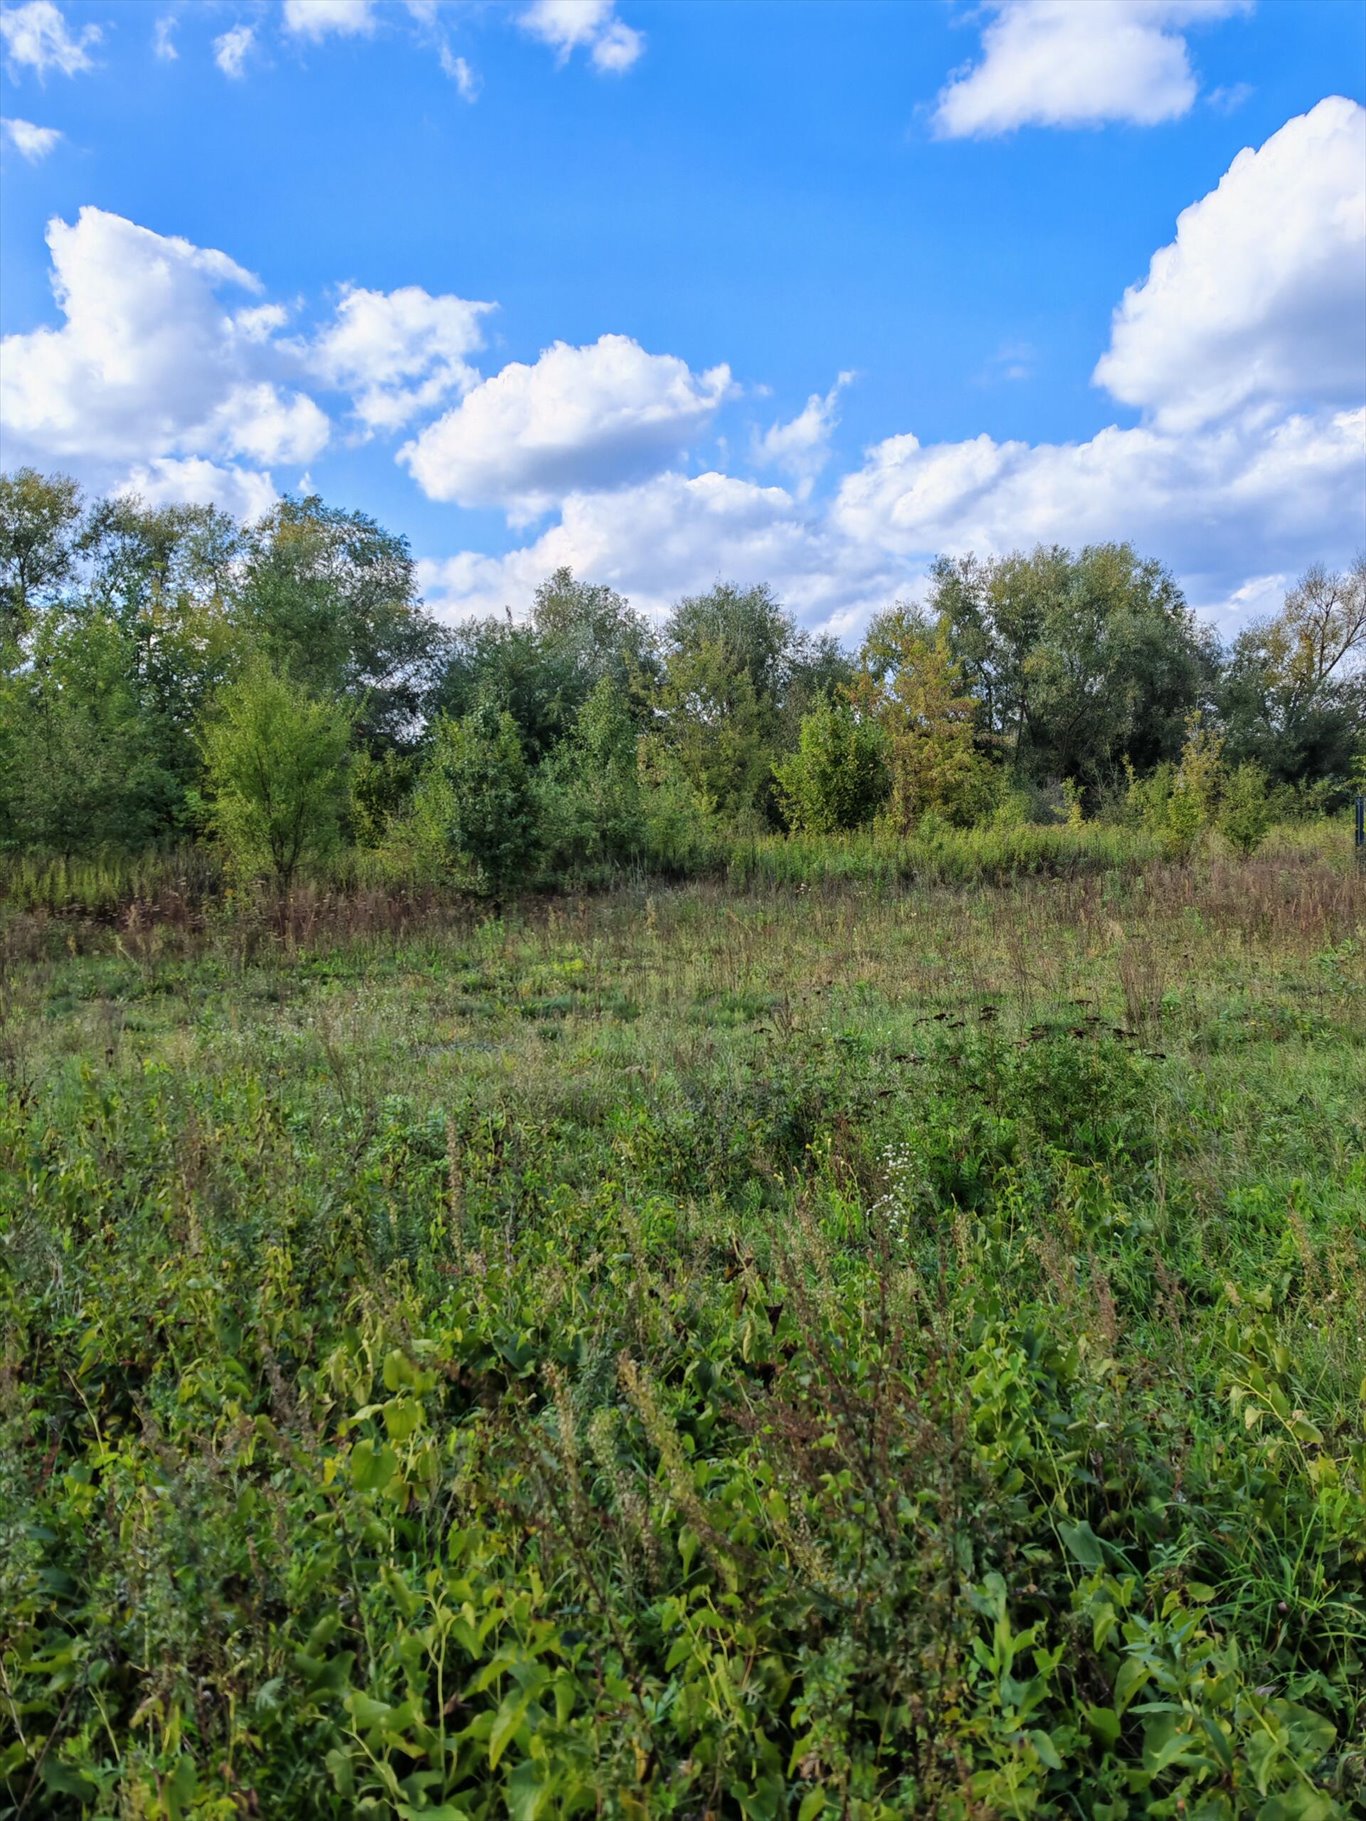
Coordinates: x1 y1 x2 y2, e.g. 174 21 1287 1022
2 830 1364 1819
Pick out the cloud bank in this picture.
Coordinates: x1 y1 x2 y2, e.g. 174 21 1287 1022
2 100 1361 640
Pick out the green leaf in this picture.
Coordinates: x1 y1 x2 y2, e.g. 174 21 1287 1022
1059 1519 1106 1568
489 1687 533 1771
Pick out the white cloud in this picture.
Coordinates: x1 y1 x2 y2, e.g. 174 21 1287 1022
756 372 853 495
400 334 732 520
310 283 493 431
414 397 1362 640
440 45 478 98
933 0 1249 138
1 115 61 160
1094 96 1366 430
214 23 255 79
519 0 644 73
281 0 377 41
0 0 99 78
418 468 909 631
832 408 1364 601
153 15 177 61
0 207 328 489
119 457 279 523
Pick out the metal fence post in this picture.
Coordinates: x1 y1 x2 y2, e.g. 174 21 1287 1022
1356 794 1365 867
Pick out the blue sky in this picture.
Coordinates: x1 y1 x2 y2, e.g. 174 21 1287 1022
2 0 1363 639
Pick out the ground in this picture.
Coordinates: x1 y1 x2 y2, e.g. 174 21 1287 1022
2 844 1363 1817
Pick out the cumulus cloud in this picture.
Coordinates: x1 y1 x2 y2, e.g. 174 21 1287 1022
833 408 1364 619
416 403 1361 640
0 0 99 78
933 0 1249 138
0 207 328 492
214 24 255 79
281 0 376 42
519 0 644 73
418 468 910 630
400 334 732 520
119 457 279 523
2 115 61 160
756 373 854 495
152 15 177 61
310 283 494 431
1094 96 1366 429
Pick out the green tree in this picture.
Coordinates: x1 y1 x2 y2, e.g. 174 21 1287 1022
0 468 83 648
425 702 539 903
432 570 659 765
537 678 646 880
0 609 177 854
201 661 352 891
240 496 445 751
929 544 1215 796
857 622 994 831
659 582 838 825
1220 762 1273 857
1130 715 1224 862
773 699 889 833
1218 559 1366 797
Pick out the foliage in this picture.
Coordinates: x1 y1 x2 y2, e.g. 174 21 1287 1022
0 467 83 645
928 543 1218 794
1221 762 1274 857
1 855 1363 1816
239 494 444 750
201 658 353 890
425 702 540 901
0 609 180 854
773 699 889 833
857 621 995 831
535 677 648 881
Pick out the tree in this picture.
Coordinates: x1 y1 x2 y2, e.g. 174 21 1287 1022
928 544 1216 795
1218 559 1366 796
0 609 178 854
201 661 352 891
431 569 659 765
240 496 445 751
773 700 888 834
425 702 539 903
660 582 825 825
857 622 994 831
0 468 83 648
537 677 646 879
1220 763 1273 857
1129 715 1224 862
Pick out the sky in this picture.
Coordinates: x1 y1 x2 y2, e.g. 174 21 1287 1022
1 0 1363 643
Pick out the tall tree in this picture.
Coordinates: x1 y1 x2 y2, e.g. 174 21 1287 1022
240 496 444 750
1217 558 1366 789
660 581 832 824
857 620 993 831
0 610 178 854
0 468 83 649
930 543 1215 795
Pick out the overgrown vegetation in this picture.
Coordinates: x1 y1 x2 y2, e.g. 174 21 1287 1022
2 468 1363 1816
2 847 1363 1817
3 470 1363 903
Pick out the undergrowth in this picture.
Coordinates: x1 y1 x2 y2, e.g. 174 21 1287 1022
1 855 1363 1818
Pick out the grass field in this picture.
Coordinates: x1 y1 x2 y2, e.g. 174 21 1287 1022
2 841 1364 1818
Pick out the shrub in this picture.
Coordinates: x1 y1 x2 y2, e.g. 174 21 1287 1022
200 658 352 891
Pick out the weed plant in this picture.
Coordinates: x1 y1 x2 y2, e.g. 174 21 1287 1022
1 849 1363 1817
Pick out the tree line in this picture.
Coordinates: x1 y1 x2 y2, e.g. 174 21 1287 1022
2 467 1362 896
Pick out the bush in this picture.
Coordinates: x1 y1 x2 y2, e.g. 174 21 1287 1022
200 658 352 891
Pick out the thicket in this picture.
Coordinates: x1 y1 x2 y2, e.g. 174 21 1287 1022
2 469 1362 912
